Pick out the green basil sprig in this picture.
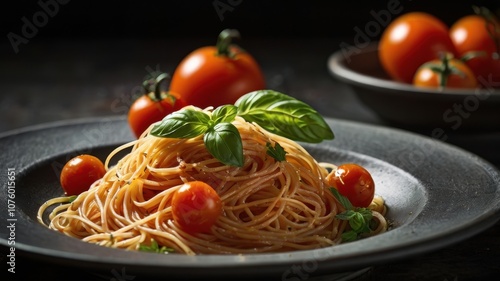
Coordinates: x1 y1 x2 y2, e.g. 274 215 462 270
150 90 334 167
330 188 373 242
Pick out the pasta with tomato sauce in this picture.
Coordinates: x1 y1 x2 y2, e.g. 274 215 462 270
37 94 388 255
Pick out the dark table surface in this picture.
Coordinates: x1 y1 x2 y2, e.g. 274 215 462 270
2 1 500 272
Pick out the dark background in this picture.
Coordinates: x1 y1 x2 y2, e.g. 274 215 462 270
1 0 499 133
3 0 500 39
1 1 500 280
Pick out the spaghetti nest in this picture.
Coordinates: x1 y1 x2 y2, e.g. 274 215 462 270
38 115 387 255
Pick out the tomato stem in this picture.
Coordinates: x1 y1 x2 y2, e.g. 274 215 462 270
439 53 452 87
423 53 464 88
142 72 171 102
216 29 240 58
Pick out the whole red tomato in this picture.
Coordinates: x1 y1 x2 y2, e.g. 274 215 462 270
413 53 478 89
450 8 500 83
450 6 500 86
128 73 186 138
60 154 106 196
379 12 457 84
326 163 375 208
170 29 265 108
171 181 223 233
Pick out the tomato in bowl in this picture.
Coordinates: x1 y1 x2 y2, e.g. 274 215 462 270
327 42 500 131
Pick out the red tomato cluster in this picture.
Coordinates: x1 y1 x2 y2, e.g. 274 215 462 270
127 29 265 138
379 7 499 89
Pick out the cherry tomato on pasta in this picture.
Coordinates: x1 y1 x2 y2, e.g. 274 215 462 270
413 53 478 89
128 73 186 138
171 181 223 233
379 12 457 84
170 29 265 108
60 154 106 196
449 7 500 84
326 163 375 208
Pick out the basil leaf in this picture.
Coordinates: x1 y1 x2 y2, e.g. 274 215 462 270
235 90 334 143
335 210 356 220
204 122 244 167
349 212 365 232
359 208 373 222
329 188 354 210
150 109 210 138
139 239 174 254
341 230 358 242
266 142 287 162
211 105 237 124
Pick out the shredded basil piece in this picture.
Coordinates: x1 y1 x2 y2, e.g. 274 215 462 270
266 142 287 162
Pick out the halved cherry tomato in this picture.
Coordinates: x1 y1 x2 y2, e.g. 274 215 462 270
326 163 375 208
379 12 457 84
60 154 106 196
171 181 223 233
170 29 265 108
128 73 186 138
413 53 478 89
449 6 500 85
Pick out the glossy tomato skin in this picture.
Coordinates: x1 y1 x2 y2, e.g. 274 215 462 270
413 57 478 89
128 92 185 138
326 163 375 208
379 12 457 83
60 155 106 196
170 45 265 108
450 15 499 83
171 181 223 233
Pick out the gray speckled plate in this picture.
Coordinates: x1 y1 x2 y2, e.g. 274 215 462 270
1 116 499 280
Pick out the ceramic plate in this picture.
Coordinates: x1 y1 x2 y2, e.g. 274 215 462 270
1 116 499 280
